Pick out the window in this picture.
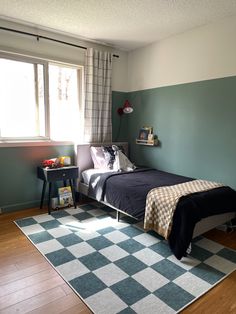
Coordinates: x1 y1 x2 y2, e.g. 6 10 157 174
0 53 82 142
49 63 81 141
0 56 46 139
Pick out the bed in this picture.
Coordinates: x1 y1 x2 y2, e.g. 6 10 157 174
76 142 236 259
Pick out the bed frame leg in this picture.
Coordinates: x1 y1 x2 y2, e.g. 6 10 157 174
116 211 120 222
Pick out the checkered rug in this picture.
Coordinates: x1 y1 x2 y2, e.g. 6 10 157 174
15 202 236 314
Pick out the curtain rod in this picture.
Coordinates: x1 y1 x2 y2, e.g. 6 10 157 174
0 26 119 58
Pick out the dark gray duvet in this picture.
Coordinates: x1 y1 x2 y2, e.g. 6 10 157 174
88 168 236 259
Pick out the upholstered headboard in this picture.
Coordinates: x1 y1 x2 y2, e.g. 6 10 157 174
75 142 128 180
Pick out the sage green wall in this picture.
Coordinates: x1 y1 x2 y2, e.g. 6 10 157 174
122 76 236 189
0 145 74 212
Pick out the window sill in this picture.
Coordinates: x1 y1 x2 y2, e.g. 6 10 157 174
0 140 74 148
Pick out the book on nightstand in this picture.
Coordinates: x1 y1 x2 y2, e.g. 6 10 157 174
58 186 73 206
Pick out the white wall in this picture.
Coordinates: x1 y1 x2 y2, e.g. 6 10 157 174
0 19 128 92
128 15 236 92
3 14 236 94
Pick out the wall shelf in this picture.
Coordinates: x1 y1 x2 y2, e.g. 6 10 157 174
136 139 158 146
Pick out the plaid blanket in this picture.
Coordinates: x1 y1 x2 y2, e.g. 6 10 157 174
144 179 223 239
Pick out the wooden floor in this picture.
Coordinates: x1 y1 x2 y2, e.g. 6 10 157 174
0 207 235 314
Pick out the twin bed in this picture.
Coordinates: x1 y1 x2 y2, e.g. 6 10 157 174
76 142 236 259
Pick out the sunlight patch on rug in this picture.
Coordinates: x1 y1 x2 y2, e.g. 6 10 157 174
15 203 236 314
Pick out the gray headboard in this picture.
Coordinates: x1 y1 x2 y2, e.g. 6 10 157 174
75 142 129 180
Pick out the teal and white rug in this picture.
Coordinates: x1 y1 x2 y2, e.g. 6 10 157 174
15 203 236 314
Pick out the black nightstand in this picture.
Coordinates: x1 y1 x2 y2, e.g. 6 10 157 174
37 166 79 214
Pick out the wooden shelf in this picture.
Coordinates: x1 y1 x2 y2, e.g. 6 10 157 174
136 139 158 146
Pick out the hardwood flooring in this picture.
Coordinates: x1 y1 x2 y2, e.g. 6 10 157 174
0 207 92 314
0 207 235 313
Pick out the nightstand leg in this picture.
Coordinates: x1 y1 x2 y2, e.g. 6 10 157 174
48 182 52 214
70 179 77 208
40 181 47 209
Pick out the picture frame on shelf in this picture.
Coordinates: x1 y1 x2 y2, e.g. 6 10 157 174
138 128 149 141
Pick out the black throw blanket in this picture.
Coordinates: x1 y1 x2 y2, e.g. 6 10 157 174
169 186 236 259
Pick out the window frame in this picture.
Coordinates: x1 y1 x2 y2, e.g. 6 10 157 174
0 51 83 145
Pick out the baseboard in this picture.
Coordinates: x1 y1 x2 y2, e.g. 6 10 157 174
0 199 42 213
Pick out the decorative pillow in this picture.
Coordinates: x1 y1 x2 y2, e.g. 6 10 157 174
112 146 136 172
102 145 126 169
90 146 108 169
102 146 117 169
91 145 130 170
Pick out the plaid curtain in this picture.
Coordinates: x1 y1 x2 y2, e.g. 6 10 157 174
84 48 113 143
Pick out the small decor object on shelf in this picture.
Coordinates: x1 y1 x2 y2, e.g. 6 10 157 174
153 135 158 146
147 133 154 143
58 186 73 206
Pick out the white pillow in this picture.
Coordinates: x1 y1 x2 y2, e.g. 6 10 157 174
90 146 109 169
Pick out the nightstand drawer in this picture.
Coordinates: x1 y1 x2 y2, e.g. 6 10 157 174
37 166 79 182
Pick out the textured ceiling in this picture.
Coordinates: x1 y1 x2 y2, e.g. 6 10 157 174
1 0 236 51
